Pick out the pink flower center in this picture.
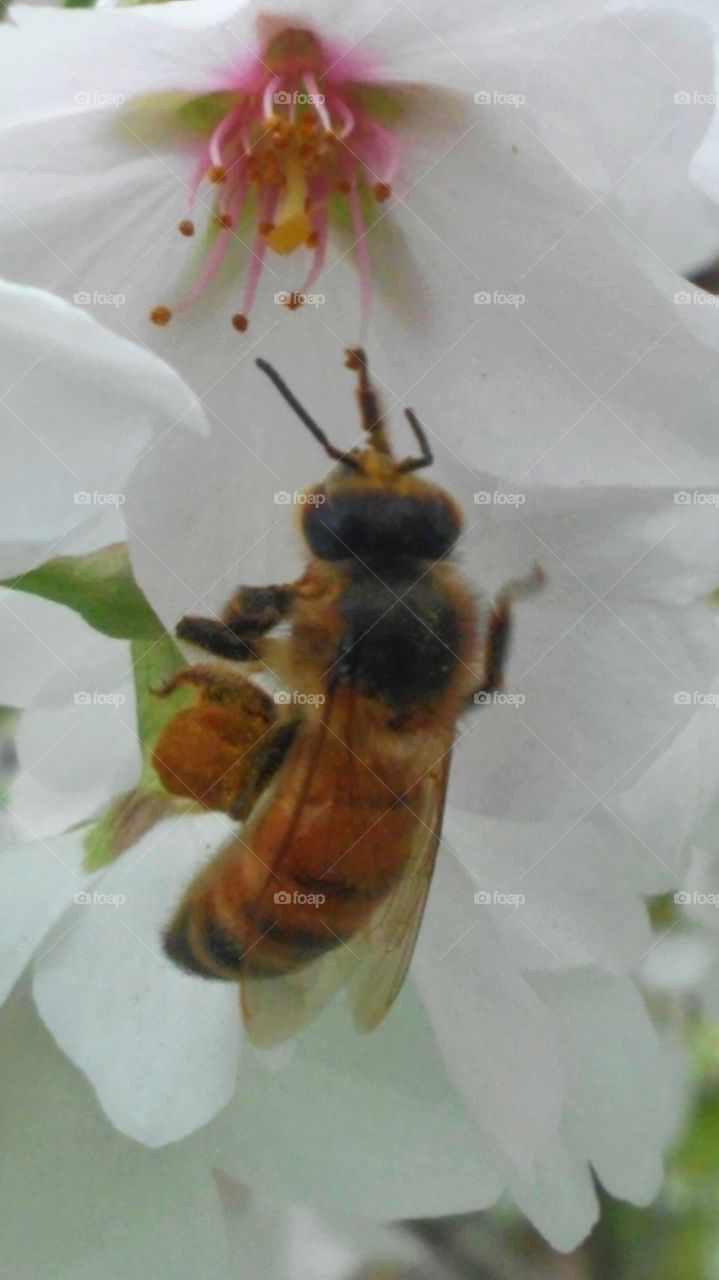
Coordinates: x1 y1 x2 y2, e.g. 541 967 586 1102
149 28 401 334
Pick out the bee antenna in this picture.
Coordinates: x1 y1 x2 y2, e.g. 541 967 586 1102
344 347 391 454
256 359 361 472
396 408 433 473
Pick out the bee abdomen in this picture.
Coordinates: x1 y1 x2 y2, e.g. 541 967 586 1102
163 859 401 982
163 907 247 981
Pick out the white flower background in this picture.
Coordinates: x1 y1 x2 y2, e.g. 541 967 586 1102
2 1 719 1277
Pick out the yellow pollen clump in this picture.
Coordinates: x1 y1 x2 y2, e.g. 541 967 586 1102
150 305 172 326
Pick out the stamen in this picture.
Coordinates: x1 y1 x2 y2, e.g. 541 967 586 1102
303 73 332 134
150 305 172 327
148 28 402 331
330 96 355 140
262 76 282 123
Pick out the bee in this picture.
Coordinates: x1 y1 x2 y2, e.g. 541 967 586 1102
157 349 542 1045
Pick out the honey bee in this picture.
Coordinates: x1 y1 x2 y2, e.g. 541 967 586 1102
156 349 542 1045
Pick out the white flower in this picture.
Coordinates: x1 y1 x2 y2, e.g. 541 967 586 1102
1 0 719 487
2 280 718 1251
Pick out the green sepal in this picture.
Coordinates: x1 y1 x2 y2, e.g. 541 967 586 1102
2 543 164 642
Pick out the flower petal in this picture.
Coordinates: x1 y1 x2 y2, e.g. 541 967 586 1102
411 850 564 1169
0 829 89 1006
0 986 231 1280
32 812 241 1146
0 279 206 577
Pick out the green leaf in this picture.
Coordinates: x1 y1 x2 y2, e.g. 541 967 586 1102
2 543 164 641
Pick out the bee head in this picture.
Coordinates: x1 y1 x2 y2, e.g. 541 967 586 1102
256 351 463 564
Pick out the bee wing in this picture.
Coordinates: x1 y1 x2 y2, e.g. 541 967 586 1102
347 742 452 1032
240 690 452 1046
239 684 369 1048
240 946 355 1047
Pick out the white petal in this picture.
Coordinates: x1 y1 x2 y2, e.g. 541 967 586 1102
215 1176 432 1280
411 850 564 1169
32 812 241 1146
0 590 100 709
0 829 89 1006
0 986 231 1280
531 969 680 1203
0 279 206 576
444 809 653 974
11 643 139 839
213 982 503 1218
507 1135 599 1253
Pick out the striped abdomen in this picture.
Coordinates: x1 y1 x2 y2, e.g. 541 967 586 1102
164 714 421 980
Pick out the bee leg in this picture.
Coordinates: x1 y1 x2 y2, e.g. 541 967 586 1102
176 585 293 662
469 566 544 707
154 665 274 713
229 717 301 820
